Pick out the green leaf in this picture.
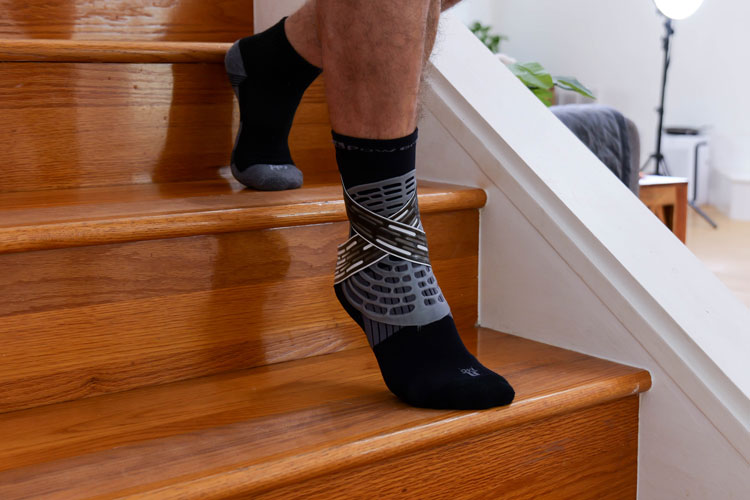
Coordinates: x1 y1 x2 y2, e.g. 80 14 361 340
492 35 507 53
520 62 552 80
508 62 554 90
553 76 596 99
532 87 555 106
468 21 507 54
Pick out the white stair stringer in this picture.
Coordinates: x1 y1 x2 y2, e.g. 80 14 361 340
418 13 750 499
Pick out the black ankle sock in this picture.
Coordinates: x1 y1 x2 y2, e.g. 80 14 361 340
332 129 515 410
225 17 321 190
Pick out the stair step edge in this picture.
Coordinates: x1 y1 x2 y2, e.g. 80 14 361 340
0 39 231 63
155 374 650 499
0 182 487 254
0 329 651 499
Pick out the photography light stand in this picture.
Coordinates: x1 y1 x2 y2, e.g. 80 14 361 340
642 16 718 228
641 17 674 176
689 141 718 228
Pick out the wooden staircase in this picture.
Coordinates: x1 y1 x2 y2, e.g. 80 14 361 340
0 3 651 498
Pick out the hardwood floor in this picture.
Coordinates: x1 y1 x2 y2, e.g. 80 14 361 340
687 205 750 309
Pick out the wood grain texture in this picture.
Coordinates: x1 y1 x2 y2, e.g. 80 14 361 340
0 209 478 413
0 63 334 193
256 397 639 500
639 180 688 243
0 39 231 63
0 182 485 254
0 328 650 499
0 0 254 42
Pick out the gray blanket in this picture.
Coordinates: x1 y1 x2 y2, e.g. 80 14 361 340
551 104 640 195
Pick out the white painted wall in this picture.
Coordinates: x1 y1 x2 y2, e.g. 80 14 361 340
454 0 750 216
254 0 305 32
444 0 496 26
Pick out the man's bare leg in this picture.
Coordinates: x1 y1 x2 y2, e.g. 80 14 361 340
316 0 430 138
284 1 323 68
286 0 464 76
225 0 514 409
223 0 462 191
314 0 514 409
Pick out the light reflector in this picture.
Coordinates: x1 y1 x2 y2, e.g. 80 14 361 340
654 0 704 20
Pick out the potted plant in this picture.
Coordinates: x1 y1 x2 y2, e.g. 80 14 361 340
469 22 595 106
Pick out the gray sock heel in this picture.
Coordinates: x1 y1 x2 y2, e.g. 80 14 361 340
224 18 319 191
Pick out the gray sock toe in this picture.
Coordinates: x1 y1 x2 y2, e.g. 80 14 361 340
231 163 303 191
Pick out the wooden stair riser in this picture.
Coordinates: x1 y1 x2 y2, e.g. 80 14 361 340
254 397 639 500
0 329 650 499
0 63 336 193
0 209 479 413
0 0 254 42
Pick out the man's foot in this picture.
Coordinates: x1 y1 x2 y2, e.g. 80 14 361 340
332 129 515 410
225 18 321 191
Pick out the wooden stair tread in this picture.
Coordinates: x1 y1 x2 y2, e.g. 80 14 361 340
0 179 486 254
0 39 231 63
0 327 651 499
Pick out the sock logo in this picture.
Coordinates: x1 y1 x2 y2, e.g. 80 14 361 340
460 367 480 377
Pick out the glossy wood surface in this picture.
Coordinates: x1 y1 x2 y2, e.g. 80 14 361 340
258 397 638 500
0 39 230 62
0 0 254 42
0 63 334 193
0 208 478 413
0 328 650 499
639 179 688 243
0 181 485 254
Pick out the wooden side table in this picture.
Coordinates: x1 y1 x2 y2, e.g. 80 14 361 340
639 175 688 243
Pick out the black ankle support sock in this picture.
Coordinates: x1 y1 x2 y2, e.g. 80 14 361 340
332 129 515 410
225 17 321 190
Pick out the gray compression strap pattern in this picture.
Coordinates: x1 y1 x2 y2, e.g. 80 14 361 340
334 189 430 284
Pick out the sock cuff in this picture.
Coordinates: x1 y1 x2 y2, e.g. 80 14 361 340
332 129 419 189
331 128 418 153
278 17 323 72
240 17 322 76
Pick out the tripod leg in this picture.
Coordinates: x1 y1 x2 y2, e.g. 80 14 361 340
689 201 718 229
660 156 672 177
